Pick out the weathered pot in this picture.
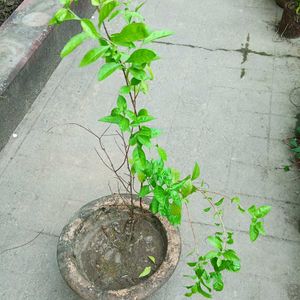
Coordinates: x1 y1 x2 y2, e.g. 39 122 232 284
57 194 181 300
276 0 288 8
278 1 300 38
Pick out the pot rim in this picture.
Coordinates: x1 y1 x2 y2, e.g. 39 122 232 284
57 194 181 300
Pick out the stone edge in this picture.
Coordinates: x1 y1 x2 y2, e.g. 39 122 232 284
0 0 95 151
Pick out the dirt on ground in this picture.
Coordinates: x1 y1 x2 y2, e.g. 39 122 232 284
0 0 24 26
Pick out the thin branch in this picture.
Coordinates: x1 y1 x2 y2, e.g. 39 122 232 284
0 230 43 255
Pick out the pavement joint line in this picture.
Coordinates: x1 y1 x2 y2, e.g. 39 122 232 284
228 190 300 207
184 220 300 245
238 110 298 118
203 187 300 207
154 41 300 61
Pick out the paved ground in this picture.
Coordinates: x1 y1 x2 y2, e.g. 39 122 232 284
1 0 300 299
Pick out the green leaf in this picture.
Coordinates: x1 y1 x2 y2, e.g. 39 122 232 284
171 168 180 183
137 135 151 148
169 202 182 225
150 197 159 213
117 95 127 111
203 207 211 213
119 85 131 94
255 221 266 235
211 272 224 292
181 179 193 198
79 46 109 67
139 266 151 278
215 198 224 207
231 197 240 204
60 32 89 58
59 0 72 7
207 236 223 250
238 205 246 213
135 1 146 11
150 128 161 138
91 0 100 5
143 30 174 44
49 8 78 25
138 108 148 116
111 23 150 43
247 205 257 217
119 117 130 132
191 162 200 180
133 146 146 171
109 9 123 21
129 68 147 81
157 146 167 161
184 292 193 297
132 115 155 126
124 10 144 23
81 19 100 39
99 115 123 124
255 206 271 218
153 186 166 204
98 62 122 80
99 0 118 26
148 256 156 264
223 249 240 262
139 185 150 197
223 260 241 272
249 223 259 242
196 283 212 298
204 250 218 259
127 49 158 65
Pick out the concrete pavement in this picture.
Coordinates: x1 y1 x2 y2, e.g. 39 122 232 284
0 0 300 299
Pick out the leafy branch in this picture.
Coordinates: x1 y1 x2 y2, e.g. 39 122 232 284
50 0 271 298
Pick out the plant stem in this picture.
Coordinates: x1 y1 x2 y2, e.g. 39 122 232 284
200 190 228 250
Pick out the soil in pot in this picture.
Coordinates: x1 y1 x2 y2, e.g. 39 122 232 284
0 0 24 26
278 1 300 38
74 205 167 290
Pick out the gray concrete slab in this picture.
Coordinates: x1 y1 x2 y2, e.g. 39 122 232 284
0 0 300 299
0 0 95 150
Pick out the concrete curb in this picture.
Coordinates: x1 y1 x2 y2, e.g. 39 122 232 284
0 0 95 151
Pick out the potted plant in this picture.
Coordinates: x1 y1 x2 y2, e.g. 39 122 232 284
50 0 271 299
278 0 300 38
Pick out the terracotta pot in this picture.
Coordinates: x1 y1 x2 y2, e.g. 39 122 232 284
57 194 181 300
276 0 289 8
278 1 300 38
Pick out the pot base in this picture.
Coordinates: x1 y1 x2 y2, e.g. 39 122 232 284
57 194 181 300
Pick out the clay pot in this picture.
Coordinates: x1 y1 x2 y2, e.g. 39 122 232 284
57 194 181 300
276 0 289 8
278 1 300 38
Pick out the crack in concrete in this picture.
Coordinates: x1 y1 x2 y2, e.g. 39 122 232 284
241 33 250 64
154 40 300 60
240 33 250 78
